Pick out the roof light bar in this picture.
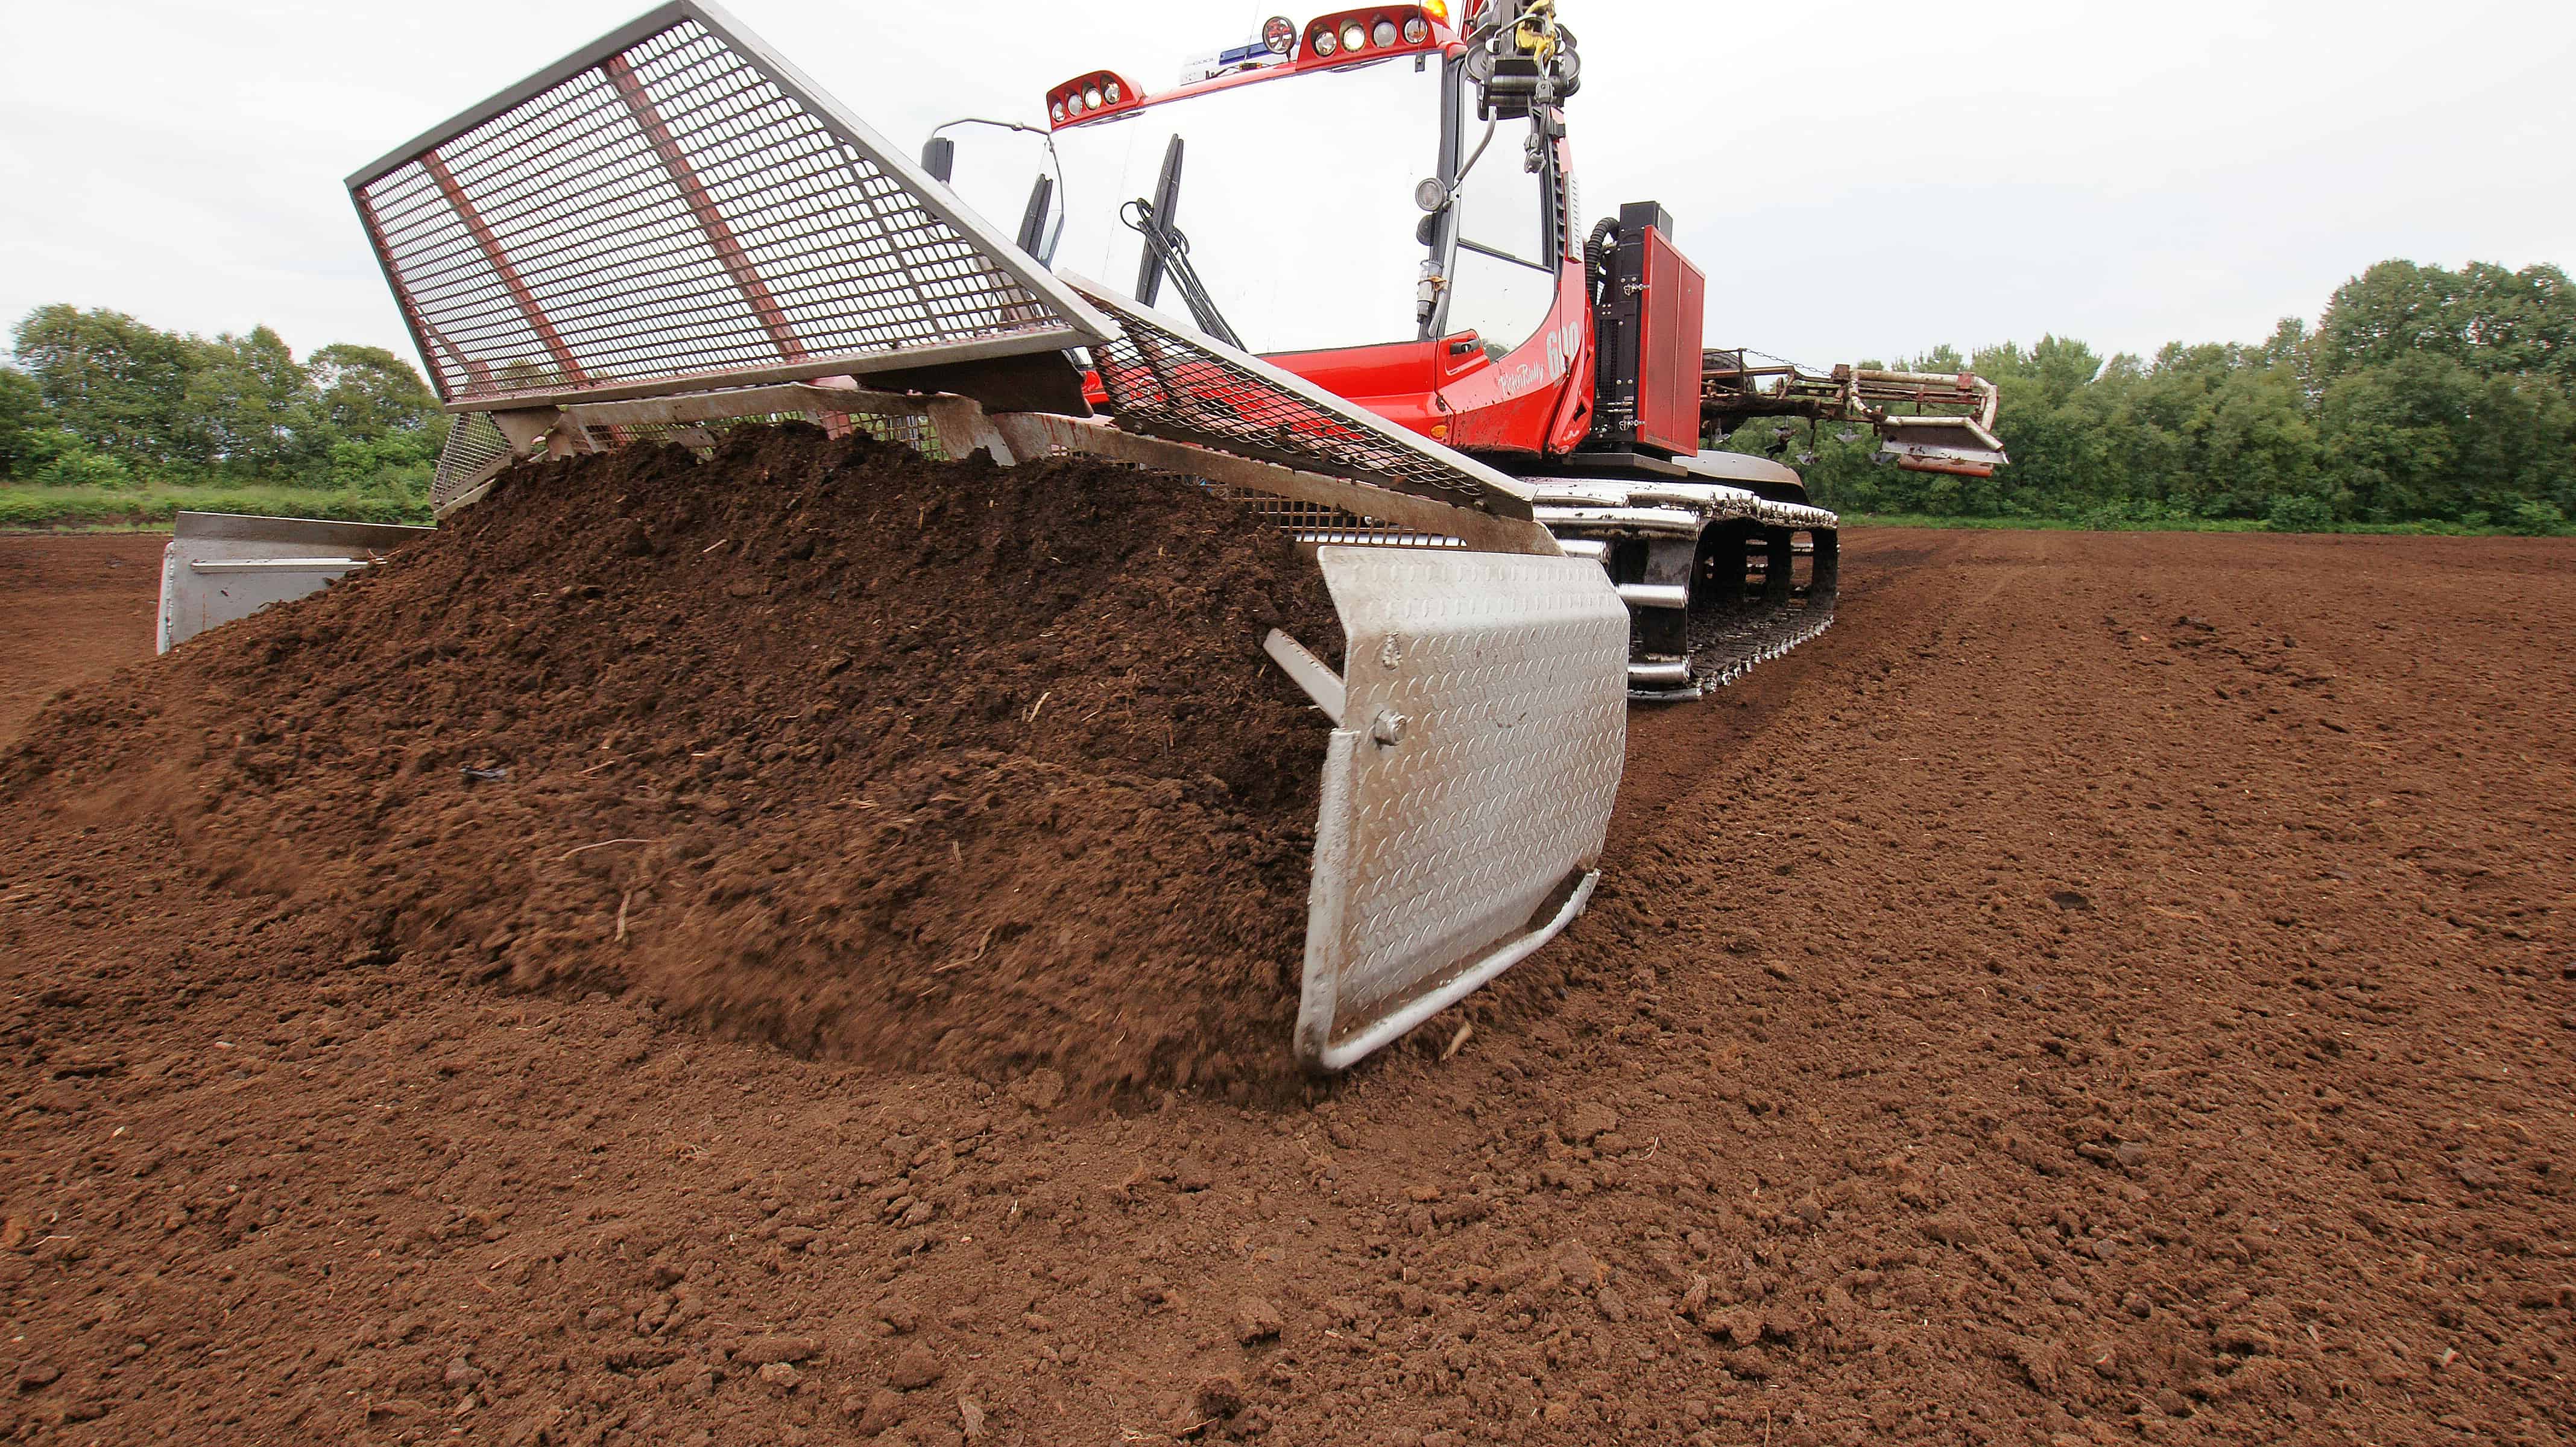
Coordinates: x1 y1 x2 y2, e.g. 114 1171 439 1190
1045 70 1141 127
1302 9 1450 68
1077 7 1451 108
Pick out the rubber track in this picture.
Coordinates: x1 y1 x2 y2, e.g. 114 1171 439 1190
1629 540 1840 700
1688 588 1837 689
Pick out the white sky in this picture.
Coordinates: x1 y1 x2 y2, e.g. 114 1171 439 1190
3 0 2571 373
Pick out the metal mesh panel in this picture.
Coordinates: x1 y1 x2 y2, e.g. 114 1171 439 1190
350 6 1102 408
1063 277 1538 519
1205 485 1465 549
432 412 513 509
845 412 939 455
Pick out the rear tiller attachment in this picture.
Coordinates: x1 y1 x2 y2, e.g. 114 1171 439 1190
302 0 1632 1073
1702 353 2012 479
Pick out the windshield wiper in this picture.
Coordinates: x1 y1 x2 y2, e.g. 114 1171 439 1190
1121 198 1245 350
1120 136 1246 351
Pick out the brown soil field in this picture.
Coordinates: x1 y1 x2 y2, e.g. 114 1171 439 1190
3 517 2573 1446
0 534 166 749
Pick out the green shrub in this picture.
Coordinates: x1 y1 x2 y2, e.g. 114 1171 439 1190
2265 494 2336 533
33 447 136 491
2507 499 2568 537
2071 497 2210 531
0 482 434 529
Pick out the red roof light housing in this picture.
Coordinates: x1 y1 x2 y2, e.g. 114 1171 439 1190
1047 71 1143 128
1302 7 1453 68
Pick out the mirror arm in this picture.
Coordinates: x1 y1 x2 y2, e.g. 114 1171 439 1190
1455 117 1501 189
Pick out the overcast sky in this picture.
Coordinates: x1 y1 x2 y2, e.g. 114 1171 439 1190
4 0 2571 374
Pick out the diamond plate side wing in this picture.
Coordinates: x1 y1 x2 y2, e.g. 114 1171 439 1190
1296 547 1631 1072
347 1 1111 411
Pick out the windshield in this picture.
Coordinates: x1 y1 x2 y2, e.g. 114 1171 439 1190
1047 56 1444 355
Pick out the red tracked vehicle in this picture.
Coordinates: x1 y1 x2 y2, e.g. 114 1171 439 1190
946 0 2007 693
164 0 2007 1070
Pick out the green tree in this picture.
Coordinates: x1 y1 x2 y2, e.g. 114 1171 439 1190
2314 260 2467 382
2316 354 2571 522
2315 259 2576 390
308 343 440 441
184 326 313 476
7 304 458 492
2200 363 2324 517
10 305 201 467
0 368 46 479
2456 262 2575 387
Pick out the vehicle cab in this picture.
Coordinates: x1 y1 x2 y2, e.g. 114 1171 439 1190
936 3 1594 459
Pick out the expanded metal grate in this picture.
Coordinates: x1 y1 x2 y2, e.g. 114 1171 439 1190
1205 486 1465 549
1064 276 1538 521
349 2 1105 410
432 412 514 510
841 412 939 455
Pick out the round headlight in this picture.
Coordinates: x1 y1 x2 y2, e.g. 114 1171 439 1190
1103 80 1122 104
1343 22 1367 51
1064 94 1082 116
1374 19 1399 47
1084 86 1104 110
1051 99 1067 122
1263 16 1296 55
1311 27 1336 56
1404 16 1429 43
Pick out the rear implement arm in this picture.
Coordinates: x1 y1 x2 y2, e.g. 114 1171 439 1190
1702 351 2010 478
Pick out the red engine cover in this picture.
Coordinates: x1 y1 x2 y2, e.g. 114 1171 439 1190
1636 229 1706 456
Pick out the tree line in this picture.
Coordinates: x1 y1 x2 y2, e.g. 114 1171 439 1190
6 260 2570 534
1720 259 2575 534
0 306 447 500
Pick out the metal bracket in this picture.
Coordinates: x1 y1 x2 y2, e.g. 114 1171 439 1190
924 397 1017 464
1263 629 1345 725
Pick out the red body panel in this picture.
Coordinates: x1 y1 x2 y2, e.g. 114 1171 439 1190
1636 229 1706 456
1266 338 1447 433
1272 125 1598 459
1425 251 1594 456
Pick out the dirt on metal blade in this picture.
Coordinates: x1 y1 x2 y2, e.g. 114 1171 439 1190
1 424 1344 1103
